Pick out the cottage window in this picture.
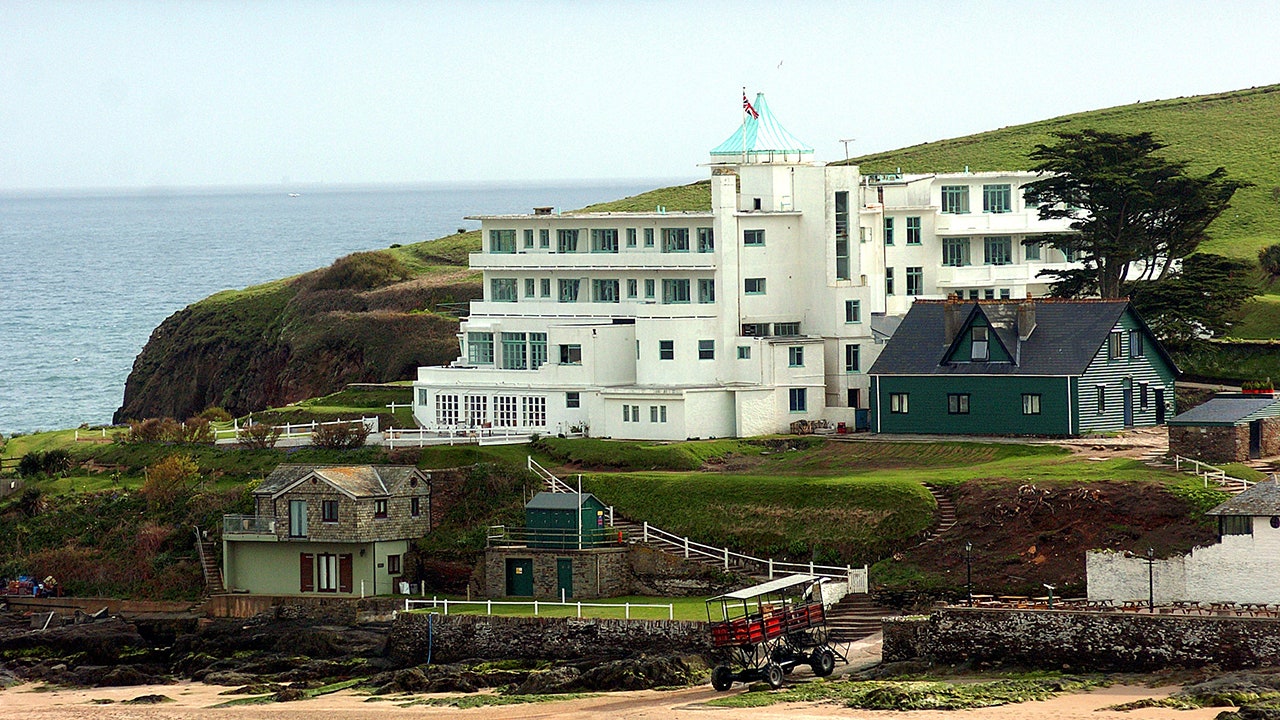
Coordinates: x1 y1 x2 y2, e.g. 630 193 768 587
789 388 807 412
889 393 909 414
941 185 970 214
410 497 421 517
1108 331 1123 360
1096 385 1107 414
317 553 338 592
289 500 308 538
906 217 922 245
374 499 388 518
1129 329 1144 358
971 326 989 362
948 394 970 415
322 500 339 523
1140 382 1149 410
387 555 402 575
1220 516 1252 537
1022 394 1041 415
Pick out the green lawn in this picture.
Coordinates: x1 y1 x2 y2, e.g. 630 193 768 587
404 594 710 621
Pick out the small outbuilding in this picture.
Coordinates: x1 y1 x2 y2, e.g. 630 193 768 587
1167 393 1280 462
525 491 609 549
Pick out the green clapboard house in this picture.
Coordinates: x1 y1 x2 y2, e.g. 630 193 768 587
868 297 1176 435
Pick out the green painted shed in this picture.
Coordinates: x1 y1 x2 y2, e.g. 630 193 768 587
525 492 609 549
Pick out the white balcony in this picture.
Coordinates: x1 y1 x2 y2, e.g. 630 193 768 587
934 211 1073 236
935 262 1079 288
469 300 721 319
471 252 717 271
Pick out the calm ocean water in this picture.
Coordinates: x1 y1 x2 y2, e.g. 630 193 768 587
0 180 676 436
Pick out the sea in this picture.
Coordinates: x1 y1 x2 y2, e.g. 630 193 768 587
0 180 681 436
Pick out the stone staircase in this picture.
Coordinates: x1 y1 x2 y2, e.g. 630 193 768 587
916 483 957 544
194 529 225 595
824 593 894 641
611 518 769 581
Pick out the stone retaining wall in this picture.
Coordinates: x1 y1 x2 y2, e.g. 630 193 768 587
388 613 712 665
884 608 1280 671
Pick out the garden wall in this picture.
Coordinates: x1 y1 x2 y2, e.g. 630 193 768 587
883 608 1280 671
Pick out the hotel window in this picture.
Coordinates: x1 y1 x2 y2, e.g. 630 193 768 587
556 229 579 253
1129 329 1144 358
495 395 518 426
491 278 517 302
387 555 402 575
948 393 970 415
845 299 861 323
1096 385 1107 414
622 405 633 422
650 405 659 422
942 237 970 267
558 279 580 302
696 227 714 253
890 393 909 413
1000 289 1011 299
1064 247 1081 262
591 229 619 253
523 229 534 248
984 289 995 299
983 184 1012 213
744 229 765 246
565 391 580 408
501 332 527 369
906 217 922 245
834 191 850 280
789 346 804 367
627 278 638 298
773 322 801 336
906 266 923 296
659 340 674 360
522 396 546 427
941 185 969 214
490 229 516 253
884 217 895 245
592 278 619 303
644 278 655 299
789 388 807 412
322 500 338 523
529 332 547 368
1108 331 1123 359
1022 393 1041 415
744 278 766 295
435 394 459 425
1025 240 1041 261
540 278 551 297
467 332 493 365
698 340 715 360
661 228 689 252
374 499 388 518
971 326 989 361
984 236 1012 265
742 323 769 337
845 344 860 372
626 228 637 248
885 267 894 295
410 497 420 517
737 346 751 359
524 278 535 297
969 290 980 300
643 227 654 248
539 229 550 248
662 278 690 303
697 278 716 303
558 344 582 365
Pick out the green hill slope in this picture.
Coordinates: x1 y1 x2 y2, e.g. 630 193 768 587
845 84 1280 259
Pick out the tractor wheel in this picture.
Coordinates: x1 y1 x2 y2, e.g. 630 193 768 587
810 648 836 677
766 662 785 689
711 665 734 692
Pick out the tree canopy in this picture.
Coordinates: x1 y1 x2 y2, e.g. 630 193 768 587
1022 130 1247 298
1128 254 1258 346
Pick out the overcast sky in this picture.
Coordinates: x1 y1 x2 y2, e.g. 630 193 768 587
4 1 1278 191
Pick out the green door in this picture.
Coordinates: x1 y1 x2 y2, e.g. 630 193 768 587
556 558 573 600
505 558 533 597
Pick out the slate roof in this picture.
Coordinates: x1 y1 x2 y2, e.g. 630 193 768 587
1168 397 1280 426
1205 480 1280 516
256 464 423 498
526 491 604 511
868 299 1175 376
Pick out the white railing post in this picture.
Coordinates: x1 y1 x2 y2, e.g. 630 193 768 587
643 522 649 543
769 559 774 579
487 599 492 615
625 602 630 619
534 600 539 615
577 602 582 618
724 547 729 570
809 561 815 576
669 604 674 620
684 536 689 559
443 598 448 615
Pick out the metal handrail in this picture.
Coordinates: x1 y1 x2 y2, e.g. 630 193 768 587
223 515 276 535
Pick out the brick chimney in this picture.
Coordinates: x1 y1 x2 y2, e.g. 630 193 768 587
944 294 965 345
1017 293 1036 341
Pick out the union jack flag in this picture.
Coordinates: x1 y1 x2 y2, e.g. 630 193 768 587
743 93 759 119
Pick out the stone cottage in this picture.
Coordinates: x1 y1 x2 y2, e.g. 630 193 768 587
1167 393 1280 462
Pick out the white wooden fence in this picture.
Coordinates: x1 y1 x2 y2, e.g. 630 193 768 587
1173 455 1256 492
403 597 674 620
212 416 379 445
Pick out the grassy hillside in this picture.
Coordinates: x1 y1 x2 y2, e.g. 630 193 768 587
846 84 1280 260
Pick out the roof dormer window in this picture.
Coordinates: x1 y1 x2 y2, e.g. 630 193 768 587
971 326 989 361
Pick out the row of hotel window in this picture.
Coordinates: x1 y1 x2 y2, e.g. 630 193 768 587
490 227 747 254
622 404 669 423
887 384 1154 416
488 276 790 303
934 236 1077 266
462 332 861 372
428 394 550 427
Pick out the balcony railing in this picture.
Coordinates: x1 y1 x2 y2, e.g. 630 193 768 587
487 525 624 550
223 515 276 535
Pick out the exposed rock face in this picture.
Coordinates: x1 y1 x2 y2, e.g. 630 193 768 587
114 246 480 423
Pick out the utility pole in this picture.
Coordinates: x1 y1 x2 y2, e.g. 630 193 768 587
840 138 856 161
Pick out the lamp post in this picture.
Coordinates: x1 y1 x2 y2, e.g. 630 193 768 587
965 541 973 607
1146 547 1155 612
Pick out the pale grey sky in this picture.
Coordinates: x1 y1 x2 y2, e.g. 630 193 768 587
3 0 1277 191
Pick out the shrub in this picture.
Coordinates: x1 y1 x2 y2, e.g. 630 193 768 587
142 454 202 511
1260 244 1280 278
309 251 409 291
238 422 282 449
124 417 214 444
311 421 370 450
199 406 233 422
16 450 72 478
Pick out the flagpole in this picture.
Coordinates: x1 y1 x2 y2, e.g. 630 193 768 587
741 86 747 165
